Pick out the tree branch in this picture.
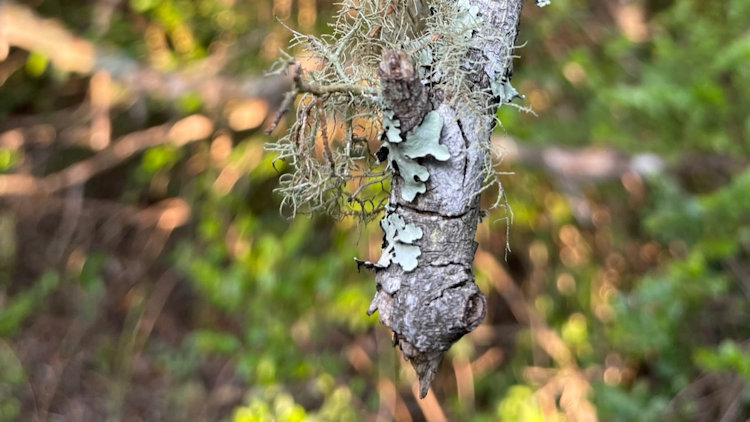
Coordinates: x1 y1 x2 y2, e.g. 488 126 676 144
0 115 213 196
367 0 525 398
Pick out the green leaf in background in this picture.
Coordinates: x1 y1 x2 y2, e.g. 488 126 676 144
25 52 49 77
0 271 59 337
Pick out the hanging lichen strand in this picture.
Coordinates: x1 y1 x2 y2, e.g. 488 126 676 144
270 0 547 398
268 0 523 220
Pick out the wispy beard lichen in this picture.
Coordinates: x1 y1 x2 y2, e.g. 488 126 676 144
267 0 522 221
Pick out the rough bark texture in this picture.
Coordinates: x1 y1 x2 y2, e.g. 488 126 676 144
368 0 525 398
377 51 429 134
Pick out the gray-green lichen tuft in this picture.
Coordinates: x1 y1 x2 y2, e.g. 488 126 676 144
267 0 520 221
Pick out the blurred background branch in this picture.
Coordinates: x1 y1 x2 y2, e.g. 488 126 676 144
0 1 291 111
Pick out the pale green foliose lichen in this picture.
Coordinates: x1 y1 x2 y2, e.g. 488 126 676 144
381 110 450 202
382 110 402 144
353 208 423 273
455 1 480 40
376 210 423 272
490 78 522 103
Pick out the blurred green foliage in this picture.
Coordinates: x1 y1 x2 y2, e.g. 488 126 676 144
1 0 749 420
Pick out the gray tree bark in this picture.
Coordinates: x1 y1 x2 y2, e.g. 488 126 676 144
366 0 526 398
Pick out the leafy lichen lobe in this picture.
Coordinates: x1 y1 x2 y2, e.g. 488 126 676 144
379 110 450 202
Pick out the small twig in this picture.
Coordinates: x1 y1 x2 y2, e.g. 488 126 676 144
348 175 389 202
0 50 26 86
717 378 743 422
294 68 376 96
294 99 317 161
367 0 397 38
266 87 298 134
49 184 84 261
316 99 336 172
132 270 180 355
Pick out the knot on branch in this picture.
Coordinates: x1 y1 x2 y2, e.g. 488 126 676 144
371 272 486 398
